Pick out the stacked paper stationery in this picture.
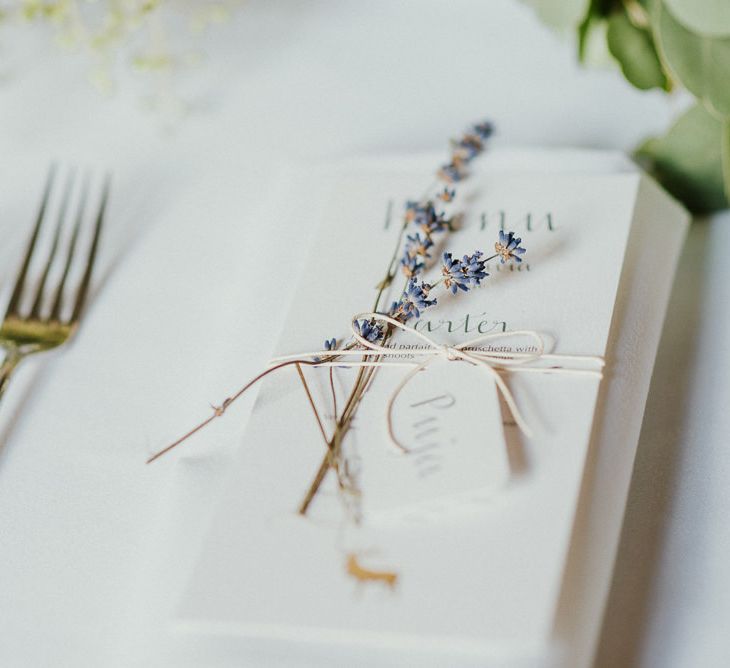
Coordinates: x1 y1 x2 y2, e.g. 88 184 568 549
146 150 688 668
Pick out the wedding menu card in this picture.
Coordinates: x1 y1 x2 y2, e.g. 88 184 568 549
169 152 688 667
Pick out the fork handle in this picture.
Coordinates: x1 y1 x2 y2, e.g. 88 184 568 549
0 350 23 404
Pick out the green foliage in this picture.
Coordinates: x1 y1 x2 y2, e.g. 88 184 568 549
663 0 730 37
607 9 668 90
653 1 730 117
637 103 730 212
523 0 730 212
522 0 589 33
577 0 615 61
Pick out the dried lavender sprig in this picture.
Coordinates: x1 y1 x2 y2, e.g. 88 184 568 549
147 121 510 529
296 120 507 515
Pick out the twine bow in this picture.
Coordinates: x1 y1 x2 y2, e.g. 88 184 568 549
272 312 605 454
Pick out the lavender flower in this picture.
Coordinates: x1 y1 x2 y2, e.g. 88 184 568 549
404 232 434 258
355 319 384 343
452 135 483 162
404 201 430 224
420 210 450 236
441 251 488 294
400 253 425 278
441 252 470 293
495 230 526 263
438 162 465 183
406 201 431 226
390 279 437 321
312 337 338 362
461 251 488 285
473 121 494 140
405 201 451 236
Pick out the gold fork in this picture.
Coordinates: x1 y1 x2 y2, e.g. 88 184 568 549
0 167 108 403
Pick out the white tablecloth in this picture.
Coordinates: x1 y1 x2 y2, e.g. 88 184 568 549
0 1 726 666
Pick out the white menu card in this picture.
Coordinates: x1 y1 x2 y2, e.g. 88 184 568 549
167 153 688 667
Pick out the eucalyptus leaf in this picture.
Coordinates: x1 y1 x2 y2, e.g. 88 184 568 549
653 0 730 117
521 0 589 33
607 9 668 90
664 0 730 37
636 103 729 212
578 0 617 60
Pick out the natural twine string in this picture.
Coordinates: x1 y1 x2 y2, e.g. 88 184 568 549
147 312 605 465
270 312 605 453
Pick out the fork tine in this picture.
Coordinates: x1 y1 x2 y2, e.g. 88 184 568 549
5 165 56 317
49 174 88 322
30 170 76 319
70 174 109 325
